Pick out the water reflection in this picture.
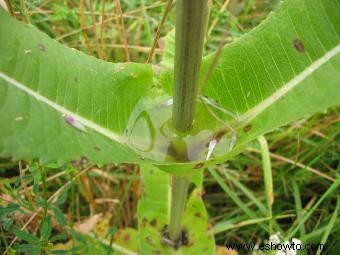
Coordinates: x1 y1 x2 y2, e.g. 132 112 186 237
125 96 238 163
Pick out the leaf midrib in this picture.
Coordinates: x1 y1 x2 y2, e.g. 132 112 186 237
1 44 339 148
238 45 340 123
0 71 126 144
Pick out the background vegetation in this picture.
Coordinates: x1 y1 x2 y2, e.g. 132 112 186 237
0 0 339 254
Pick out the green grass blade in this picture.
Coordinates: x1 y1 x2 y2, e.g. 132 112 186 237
221 168 282 233
208 167 268 232
316 196 339 255
286 179 340 240
292 180 306 237
258 136 274 233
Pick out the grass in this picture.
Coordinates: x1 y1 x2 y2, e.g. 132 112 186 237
0 0 339 254
204 109 340 253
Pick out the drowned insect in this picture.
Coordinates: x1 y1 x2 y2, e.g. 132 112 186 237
205 127 237 160
63 114 87 132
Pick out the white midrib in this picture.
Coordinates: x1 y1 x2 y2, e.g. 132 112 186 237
0 44 339 142
238 44 340 123
0 71 126 144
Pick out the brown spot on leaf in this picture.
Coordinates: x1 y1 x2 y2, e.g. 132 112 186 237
146 236 154 246
293 39 305 52
38 43 45 51
193 163 204 169
243 124 252 133
152 251 160 255
71 156 89 168
187 241 194 247
194 212 201 218
93 146 101 151
142 218 148 228
80 156 89 165
123 234 130 241
114 230 121 238
196 189 204 197
150 219 157 227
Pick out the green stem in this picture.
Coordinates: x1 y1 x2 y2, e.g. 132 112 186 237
169 175 190 242
169 0 209 243
172 0 209 132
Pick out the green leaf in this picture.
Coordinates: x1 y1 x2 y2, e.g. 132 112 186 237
106 226 118 238
114 228 139 254
28 245 42 255
1 0 340 169
13 229 39 244
2 218 14 231
40 215 52 239
138 165 215 254
161 0 340 163
0 203 19 216
50 233 67 242
53 189 68 206
0 7 153 166
0 7 224 170
53 206 67 226
201 0 340 162
16 243 36 253
71 229 85 242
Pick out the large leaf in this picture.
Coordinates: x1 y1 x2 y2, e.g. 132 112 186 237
138 165 215 254
160 0 340 164
1 0 340 169
0 8 233 168
0 7 153 165
202 0 340 163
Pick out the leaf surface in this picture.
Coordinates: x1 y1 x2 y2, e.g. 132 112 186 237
138 165 215 254
0 7 153 165
160 0 340 163
1 0 340 167
202 0 340 162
